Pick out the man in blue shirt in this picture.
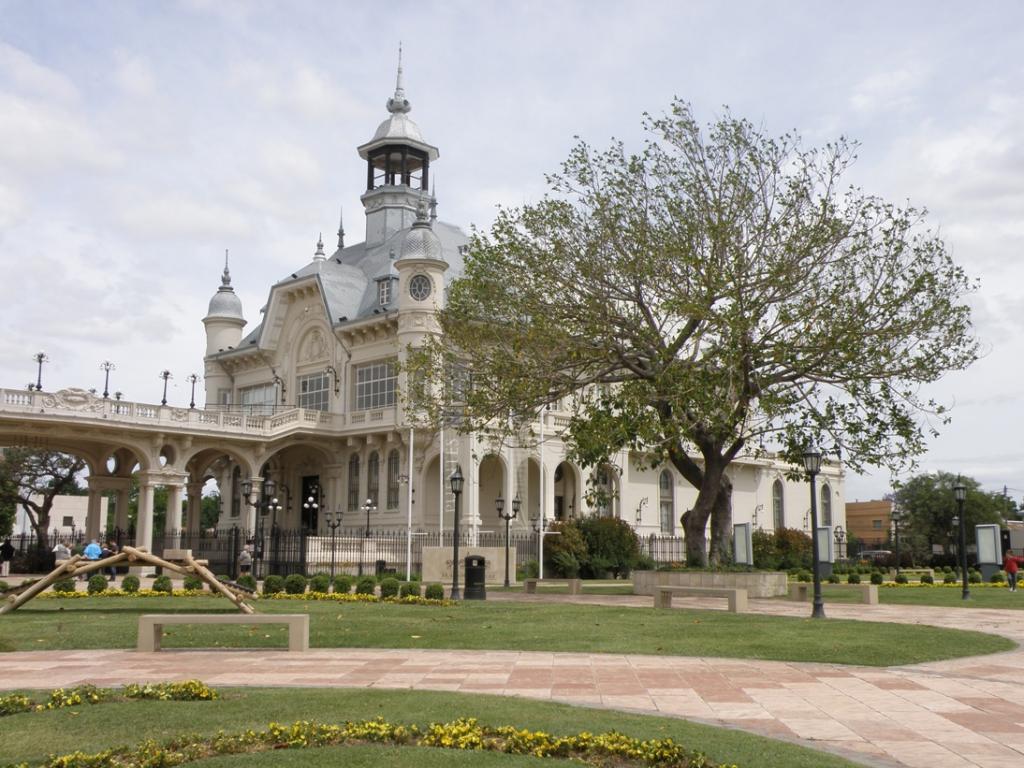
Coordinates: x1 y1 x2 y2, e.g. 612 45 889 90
84 540 102 560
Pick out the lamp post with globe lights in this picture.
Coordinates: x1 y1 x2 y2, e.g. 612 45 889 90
100 361 115 399
158 370 172 405
450 467 464 600
496 494 522 588
33 351 48 392
953 480 969 600
803 445 825 619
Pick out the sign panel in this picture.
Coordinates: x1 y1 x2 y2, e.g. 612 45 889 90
816 526 834 563
733 522 753 566
975 524 1001 566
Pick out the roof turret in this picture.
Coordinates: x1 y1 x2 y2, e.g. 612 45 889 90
205 250 245 322
398 202 444 263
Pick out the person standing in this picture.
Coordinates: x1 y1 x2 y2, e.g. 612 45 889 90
237 544 252 579
1004 550 1024 592
82 539 102 580
0 538 14 577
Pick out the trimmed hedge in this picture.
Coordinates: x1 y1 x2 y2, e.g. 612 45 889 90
152 575 173 594
308 573 330 593
379 577 400 598
284 574 308 595
355 576 377 596
424 583 444 600
332 575 353 594
121 575 140 593
87 574 109 594
263 575 284 595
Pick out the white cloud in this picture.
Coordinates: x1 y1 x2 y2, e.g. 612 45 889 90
849 66 926 113
0 182 25 229
113 50 156 97
0 42 79 104
115 195 250 239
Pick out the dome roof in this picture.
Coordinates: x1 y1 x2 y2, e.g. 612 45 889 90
371 112 424 144
205 261 244 322
399 204 444 262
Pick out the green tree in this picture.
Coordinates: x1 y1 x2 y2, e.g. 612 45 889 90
408 101 978 566
0 448 87 545
201 492 222 529
893 472 1006 559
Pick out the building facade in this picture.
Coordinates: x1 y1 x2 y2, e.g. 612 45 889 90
0 60 845 569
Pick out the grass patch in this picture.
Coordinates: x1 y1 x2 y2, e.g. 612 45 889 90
779 583 1024 609
0 687 864 768
0 597 1012 665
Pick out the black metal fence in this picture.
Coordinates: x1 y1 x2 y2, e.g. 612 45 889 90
4 527 690 578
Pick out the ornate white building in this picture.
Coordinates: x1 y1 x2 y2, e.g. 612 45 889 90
0 60 844 568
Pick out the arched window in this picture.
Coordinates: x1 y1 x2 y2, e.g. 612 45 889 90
347 454 360 510
772 479 785 530
367 452 380 507
820 483 832 527
659 470 674 534
387 450 400 509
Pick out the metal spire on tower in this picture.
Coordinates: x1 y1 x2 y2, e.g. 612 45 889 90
221 249 232 286
337 207 345 249
314 233 326 261
386 42 410 114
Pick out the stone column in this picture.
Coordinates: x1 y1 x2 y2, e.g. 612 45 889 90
244 478 262 532
186 481 204 534
134 477 156 574
85 479 104 541
115 487 130 532
166 483 184 548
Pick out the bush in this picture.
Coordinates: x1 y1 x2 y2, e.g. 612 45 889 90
0 580 9 593
236 575 257 592
752 527 813 570
796 571 811 583
262 574 284 595
968 569 982 584
152 575 173 593
308 573 330 593
543 520 588 578
990 572 1006 584
53 577 76 593
424 583 444 600
870 572 884 585
355 576 377 596
183 575 204 591
847 573 861 584
399 581 420 598
121 575 140 593
827 573 841 584
380 577 400 598
87 574 109 594
332 575 353 594
944 572 959 584
894 573 908 584
518 559 540 580
284 574 308 594
578 516 642 578
920 573 934 584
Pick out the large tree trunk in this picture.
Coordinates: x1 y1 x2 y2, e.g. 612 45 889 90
709 475 733 566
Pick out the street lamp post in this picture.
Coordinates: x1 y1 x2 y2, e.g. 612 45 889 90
450 467 463 600
158 370 172 405
325 508 343 584
186 373 200 409
892 508 901 577
833 525 846 561
100 361 115 399
803 445 825 619
358 497 376 576
953 480 969 600
496 494 521 588
33 351 48 392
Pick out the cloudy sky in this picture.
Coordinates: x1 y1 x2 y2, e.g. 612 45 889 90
1 0 1022 502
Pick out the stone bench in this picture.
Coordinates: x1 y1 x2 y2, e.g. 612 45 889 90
654 585 747 612
523 578 582 595
788 582 878 605
137 613 309 652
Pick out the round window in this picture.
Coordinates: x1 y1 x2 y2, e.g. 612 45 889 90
409 274 432 301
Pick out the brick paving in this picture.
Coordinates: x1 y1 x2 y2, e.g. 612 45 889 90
3 592 1024 767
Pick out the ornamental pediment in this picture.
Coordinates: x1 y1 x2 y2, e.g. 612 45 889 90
42 388 105 413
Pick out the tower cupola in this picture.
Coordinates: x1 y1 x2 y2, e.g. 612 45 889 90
203 251 246 356
357 47 439 248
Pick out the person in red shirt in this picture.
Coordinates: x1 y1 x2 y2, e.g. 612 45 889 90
1003 551 1024 592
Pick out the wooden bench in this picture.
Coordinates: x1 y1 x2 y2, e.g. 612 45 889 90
788 582 878 605
523 578 582 595
654 586 747 612
137 614 309 652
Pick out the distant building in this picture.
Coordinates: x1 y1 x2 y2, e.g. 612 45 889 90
845 499 892 549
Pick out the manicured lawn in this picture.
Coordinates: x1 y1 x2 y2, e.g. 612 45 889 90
0 596 1012 664
0 687 866 768
786 583 1024 609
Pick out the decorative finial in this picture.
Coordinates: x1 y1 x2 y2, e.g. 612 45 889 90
429 180 438 222
221 249 232 286
314 233 326 261
337 207 345 249
386 42 411 114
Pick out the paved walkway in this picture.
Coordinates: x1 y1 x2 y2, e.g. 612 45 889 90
3 594 1024 768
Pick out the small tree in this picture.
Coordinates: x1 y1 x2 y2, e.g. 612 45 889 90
408 100 978 566
578 517 641 578
0 448 87 546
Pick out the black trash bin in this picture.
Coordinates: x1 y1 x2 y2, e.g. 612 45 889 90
464 555 486 600
375 559 387 577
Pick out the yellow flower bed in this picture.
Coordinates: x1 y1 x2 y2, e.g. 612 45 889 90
881 581 1007 589
268 592 454 606
39 589 210 599
0 681 217 717
6 716 738 767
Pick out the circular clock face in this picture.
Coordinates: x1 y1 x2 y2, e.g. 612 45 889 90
409 274 432 301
